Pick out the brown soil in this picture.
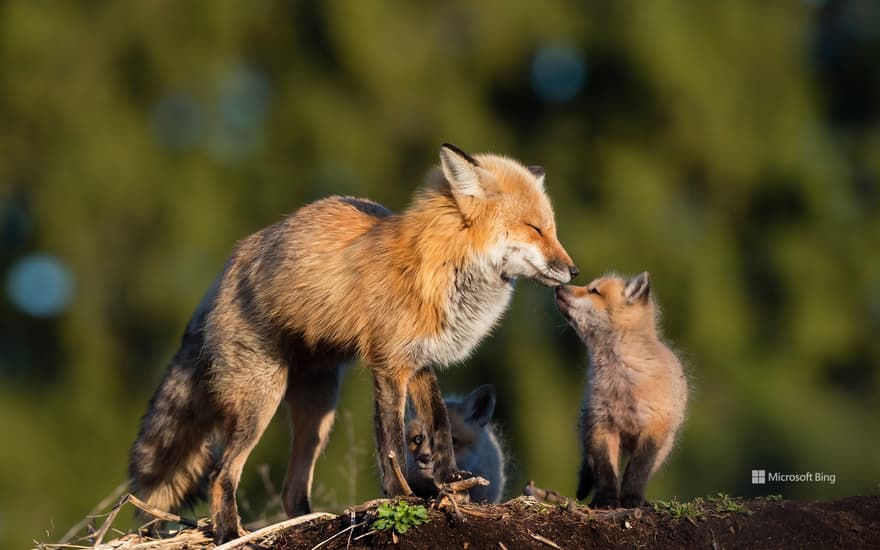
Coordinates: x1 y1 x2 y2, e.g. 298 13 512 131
53 494 878 549
275 495 879 550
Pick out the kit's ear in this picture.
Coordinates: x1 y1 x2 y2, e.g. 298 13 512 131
623 271 651 304
527 166 545 189
462 384 496 427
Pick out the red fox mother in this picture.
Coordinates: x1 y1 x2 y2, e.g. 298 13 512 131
130 144 578 542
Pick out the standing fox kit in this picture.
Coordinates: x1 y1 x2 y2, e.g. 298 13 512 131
555 272 687 508
406 385 506 503
130 144 577 542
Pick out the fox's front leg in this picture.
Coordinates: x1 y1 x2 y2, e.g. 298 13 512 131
408 367 458 487
373 370 414 497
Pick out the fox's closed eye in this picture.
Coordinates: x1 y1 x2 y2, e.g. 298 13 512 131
589 287 601 296
525 223 543 236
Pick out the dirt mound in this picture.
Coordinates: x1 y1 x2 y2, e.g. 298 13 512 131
277 495 879 549
41 494 879 549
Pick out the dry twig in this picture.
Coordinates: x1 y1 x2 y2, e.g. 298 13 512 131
530 532 564 549
444 476 490 494
386 451 414 496
435 474 490 519
213 512 336 550
343 498 393 515
59 481 130 544
523 481 578 513
308 522 365 550
591 507 643 521
91 493 198 548
455 505 503 520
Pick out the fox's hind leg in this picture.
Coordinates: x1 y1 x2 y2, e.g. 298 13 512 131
620 434 660 508
209 357 288 543
576 411 594 501
282 357 343 517
576 455 594 502
407 367 458 489
586 425 620 509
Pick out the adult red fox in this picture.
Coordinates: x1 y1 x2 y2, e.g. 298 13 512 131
130 144 577 542
555 272 687 508
406 385 506 503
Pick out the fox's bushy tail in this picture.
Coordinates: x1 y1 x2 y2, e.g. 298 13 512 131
129 353 216 513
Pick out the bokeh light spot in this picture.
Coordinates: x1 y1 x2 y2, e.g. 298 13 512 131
531 45 587 103
6 254 74 318
206 64 272 162
152 94 203 150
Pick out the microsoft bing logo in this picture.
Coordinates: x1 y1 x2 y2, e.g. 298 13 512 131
752 469 766 484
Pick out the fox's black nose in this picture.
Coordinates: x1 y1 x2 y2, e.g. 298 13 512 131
417 453 432 466
569 265 580 279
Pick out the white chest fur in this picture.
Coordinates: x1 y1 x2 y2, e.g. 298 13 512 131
409 260 514 367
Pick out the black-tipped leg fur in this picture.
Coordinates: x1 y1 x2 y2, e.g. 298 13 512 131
282 358 342 518
576 456 594 501
620 437 660 508
588 440 620 509
209 361 288 544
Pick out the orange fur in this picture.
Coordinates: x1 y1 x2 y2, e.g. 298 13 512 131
130 144 576 542
556 272 687 508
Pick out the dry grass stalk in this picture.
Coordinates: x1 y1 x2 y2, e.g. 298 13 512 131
213 512 336 550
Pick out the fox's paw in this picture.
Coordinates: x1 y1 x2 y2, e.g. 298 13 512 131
212 522 249 544
620 494 645 508
590 493 619 509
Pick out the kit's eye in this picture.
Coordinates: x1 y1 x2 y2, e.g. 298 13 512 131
526 223 543 237
413 435 424 445
589 287 601 296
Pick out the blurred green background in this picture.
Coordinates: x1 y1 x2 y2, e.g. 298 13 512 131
2 1 879 547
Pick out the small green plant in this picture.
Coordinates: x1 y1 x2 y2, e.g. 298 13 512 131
708 492 750 514
651 497 705 520
764 494 783 502
372 501 430 534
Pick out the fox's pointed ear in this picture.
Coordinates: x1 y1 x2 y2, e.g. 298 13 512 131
624 271 651 304
463 384 496 427
440 143 484 199
527 166 546 189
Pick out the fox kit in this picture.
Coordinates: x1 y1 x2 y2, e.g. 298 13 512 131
555 272 687 508
130 143 577 542
406 385 505 503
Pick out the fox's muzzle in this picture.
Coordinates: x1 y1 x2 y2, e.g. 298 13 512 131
555 285 573 317
547 260 580 286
